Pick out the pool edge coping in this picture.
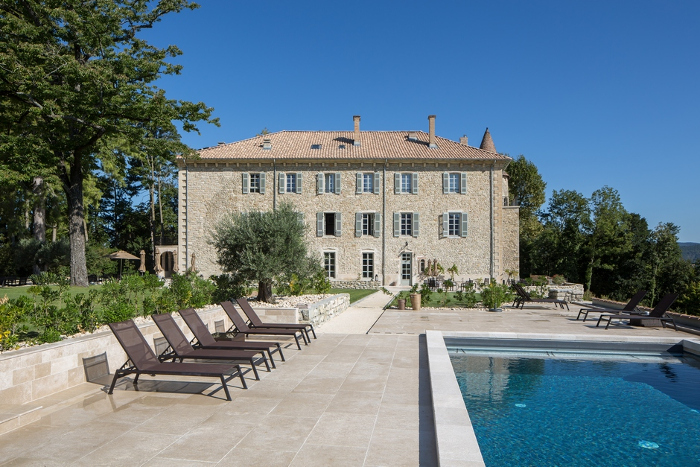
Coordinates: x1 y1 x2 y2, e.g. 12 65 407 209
426 330 700 466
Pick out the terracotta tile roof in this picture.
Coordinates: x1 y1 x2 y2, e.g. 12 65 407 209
195 131 510 161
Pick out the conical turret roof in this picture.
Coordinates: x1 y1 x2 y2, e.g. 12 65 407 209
479 128 496 153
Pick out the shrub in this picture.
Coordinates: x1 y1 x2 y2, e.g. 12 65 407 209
481 281 514 310
210 273 250 303
460 282 479 308
312 271 332 295
167 271 215 309
420 283 433 303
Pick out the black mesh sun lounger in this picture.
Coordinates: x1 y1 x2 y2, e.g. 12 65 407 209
178 308 285 368
221 301 308 350
512 283 569 310
108 319 245 400
597 293 679 330
236 297 317 340
151 313 270 380
577 290 647 321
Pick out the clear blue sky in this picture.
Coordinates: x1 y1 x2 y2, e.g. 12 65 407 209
142 0 700 242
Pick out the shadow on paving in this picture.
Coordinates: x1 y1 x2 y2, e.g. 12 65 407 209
418 333 438 465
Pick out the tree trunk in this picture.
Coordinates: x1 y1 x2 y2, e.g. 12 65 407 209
63 152 88 287
257 280 274 303
32 177 46 274
149 157 156 267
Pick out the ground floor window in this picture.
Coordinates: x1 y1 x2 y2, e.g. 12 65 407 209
324 252 336 278
362 252 374 279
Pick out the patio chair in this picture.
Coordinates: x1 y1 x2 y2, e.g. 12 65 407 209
576 290 647 321
596 293 679 330
151 313 270 380
221 301 307 350
107 319 245 400
512 283 569 310
178 308 285 368
235 297 317 341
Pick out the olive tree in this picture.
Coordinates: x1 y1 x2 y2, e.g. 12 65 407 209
210 203 322 303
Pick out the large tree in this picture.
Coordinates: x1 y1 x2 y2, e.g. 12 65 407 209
210 203 322 303
0 0 217 285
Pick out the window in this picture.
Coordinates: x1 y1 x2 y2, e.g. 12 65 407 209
394 212 419 237
325 174 335 193
279 172 302 194
441 212 468 238
443 172 467 194
401 174 412 193
355 212 381 237
317 173 340 194
419 259 426 273
286 174 296 193
394 173 418 194
362 213 373 235
242 172 266 194
356 172 380 194
249 173 261 193
324 252 336 279
362 253 374 279
316 212 341 237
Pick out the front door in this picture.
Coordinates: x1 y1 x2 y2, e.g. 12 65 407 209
400 253 412 286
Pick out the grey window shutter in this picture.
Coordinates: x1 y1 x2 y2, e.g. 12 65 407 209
317 173 324 194
373 212 381 238
412 173 419 194
242 173 250 194
443 212 449 237
335 212 342 237
296 173 302 193
393 212 400 237
442 172 449 194
460 172 467 195
413 212 419 237
355 213 362 237
373 172 380 194
260 173 266 194
278 172 286 193
297 212 305 225
461 212 468 237
394 173 401 194
356 173 362 194
335 173 341 194
316 212 323 237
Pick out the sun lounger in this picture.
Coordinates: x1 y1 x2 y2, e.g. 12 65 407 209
221 301 308 350
178 308 285 368
512 283 569 310
151 313 270 380
577 290 647 321
108 319 245 400
236 297 317 341
596 293 679 330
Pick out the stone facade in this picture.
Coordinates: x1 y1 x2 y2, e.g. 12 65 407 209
178 119 520 286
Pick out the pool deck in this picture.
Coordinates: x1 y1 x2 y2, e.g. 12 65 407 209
0 292 692 466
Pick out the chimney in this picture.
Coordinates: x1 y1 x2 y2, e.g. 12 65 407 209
479 127 496 153
459 135 468 146
428 115 437 148
262 137 272 150
353 115 361 146
408 131 418 141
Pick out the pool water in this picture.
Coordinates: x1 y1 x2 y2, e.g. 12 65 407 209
450 348 700 466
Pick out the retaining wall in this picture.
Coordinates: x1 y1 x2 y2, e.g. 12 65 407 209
299 293 350 326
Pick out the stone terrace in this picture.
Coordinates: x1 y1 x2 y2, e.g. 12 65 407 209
0 292 688 466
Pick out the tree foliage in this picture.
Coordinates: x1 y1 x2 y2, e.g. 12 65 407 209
210 203 323 303
0 0 218 285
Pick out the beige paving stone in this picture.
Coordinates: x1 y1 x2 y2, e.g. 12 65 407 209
237 415 318 452
325 389 383 415
305 412 377 448
218 447 297 466
290 444 367 466
291 376 346 394
269 392 334 418
156 422 253 462
73 430 180 466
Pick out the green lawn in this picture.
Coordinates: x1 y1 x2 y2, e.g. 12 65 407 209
329 288 377 304
390 291 484 308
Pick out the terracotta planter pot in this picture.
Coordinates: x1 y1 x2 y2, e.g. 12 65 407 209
411 293 421 311
398 298 406 310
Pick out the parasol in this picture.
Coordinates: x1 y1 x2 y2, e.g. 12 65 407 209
106 250 139 278
138 250 146 274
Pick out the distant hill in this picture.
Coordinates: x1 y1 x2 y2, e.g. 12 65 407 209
679 242 700 262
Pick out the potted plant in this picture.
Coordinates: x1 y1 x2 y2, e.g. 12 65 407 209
481 281 514 312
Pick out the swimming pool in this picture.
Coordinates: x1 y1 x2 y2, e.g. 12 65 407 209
449 345 700 466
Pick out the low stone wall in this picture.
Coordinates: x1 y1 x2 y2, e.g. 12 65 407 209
331 280 380 290
250 306 298 324
299 293 350 326
524 283 584 301
0 305 230 407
